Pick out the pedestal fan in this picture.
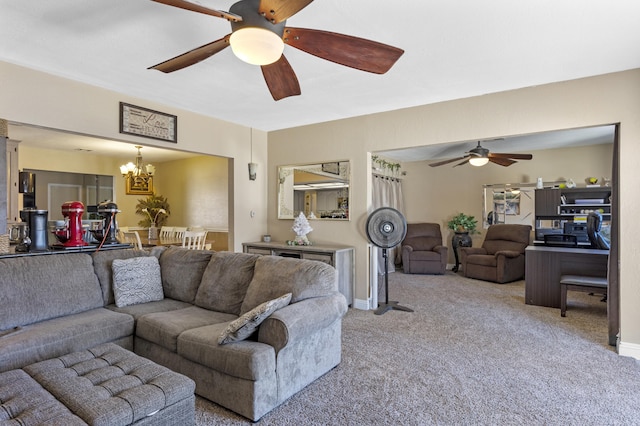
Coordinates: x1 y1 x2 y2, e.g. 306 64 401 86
366 207 413 315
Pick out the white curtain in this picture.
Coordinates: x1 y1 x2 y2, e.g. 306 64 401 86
371 174 405 275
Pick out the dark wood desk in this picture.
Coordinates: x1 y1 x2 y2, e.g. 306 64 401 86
525 245 609 308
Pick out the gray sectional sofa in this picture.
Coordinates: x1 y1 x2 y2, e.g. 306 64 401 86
0 246 348 421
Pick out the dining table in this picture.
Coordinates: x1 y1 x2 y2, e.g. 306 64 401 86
141 237 183 248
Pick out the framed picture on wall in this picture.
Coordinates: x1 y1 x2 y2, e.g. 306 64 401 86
120 102 177 143
125 175 153 195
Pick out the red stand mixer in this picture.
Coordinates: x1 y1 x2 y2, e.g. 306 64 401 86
54 201 88 247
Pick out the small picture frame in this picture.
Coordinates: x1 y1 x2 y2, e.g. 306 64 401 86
322 162 340 175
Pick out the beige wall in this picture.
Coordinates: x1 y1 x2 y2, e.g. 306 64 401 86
154 155 229 230
268 69 640 358
1 61 267 252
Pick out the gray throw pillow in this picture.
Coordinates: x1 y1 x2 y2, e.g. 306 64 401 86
112 256 164 308
218 293 292 345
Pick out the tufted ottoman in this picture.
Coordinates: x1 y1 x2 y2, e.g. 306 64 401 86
12 343 195 426
0 369 86 424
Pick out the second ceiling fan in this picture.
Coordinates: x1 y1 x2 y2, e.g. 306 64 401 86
429 141 533 168
148 0 404 100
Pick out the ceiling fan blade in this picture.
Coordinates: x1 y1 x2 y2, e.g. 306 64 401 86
489 157 517 167
454 158 471 167
151 0 242 21
261 55 301 101
148 35 230 73
489 152 533 160
283 27 404 74
429 156 468 167
259 0 314 24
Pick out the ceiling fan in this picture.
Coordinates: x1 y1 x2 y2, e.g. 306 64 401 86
148 0 404 100
429 141 534 167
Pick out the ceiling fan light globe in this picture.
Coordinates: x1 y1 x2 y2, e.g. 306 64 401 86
469 157 489 167
230 27 284 65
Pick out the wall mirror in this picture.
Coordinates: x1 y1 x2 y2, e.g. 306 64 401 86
278 161 350 220
482 183 536 229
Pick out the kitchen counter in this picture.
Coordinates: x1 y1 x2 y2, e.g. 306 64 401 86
0 243 132 259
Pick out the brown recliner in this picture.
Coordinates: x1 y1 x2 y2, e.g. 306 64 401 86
459 224 531 283
401 223 448 275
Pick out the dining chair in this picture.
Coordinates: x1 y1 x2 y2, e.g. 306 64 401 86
182 230 207 250
117 230 143 250
173 227 188 240
159 226 174 239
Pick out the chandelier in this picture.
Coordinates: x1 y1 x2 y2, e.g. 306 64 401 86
120 146 155 195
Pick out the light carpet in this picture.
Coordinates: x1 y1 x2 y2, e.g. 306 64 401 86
195 271 640 425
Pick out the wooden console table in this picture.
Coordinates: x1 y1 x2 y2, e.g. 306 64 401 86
525 245 609 308
242 241 354 306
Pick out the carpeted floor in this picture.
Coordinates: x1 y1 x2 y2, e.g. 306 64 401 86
195 271 640 425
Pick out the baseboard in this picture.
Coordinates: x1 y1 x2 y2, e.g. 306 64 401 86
353 298 370 311
618 341 640 360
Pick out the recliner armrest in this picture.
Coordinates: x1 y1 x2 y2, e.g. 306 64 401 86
495 250 523 259
433 245 448 255
258 292 347 353
459 247 487 256
402 245 414 253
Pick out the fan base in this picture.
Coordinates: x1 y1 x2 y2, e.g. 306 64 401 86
374 301 414 315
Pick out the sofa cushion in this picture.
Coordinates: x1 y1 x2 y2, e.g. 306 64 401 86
106 299 192 321
0 253 104 331
178 323 276 381
240 256 337 315
219 293 291 344
112 256 164 307
0 308 133 373
195 252 260 315
92 248 152 305
159 247 213 303
136 306 236 352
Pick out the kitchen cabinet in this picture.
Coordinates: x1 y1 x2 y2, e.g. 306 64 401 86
243 241 354 305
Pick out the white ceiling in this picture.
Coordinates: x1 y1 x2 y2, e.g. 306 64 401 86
0 1 637 161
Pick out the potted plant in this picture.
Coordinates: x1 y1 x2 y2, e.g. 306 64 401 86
447 213 478 234
447 213 478 272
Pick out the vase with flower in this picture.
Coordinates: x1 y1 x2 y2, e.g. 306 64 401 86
135 193 170 240
142 208 167 239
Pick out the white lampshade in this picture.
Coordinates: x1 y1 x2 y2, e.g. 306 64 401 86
146 164 156 175
230 27 284 65
119 164 129 175
469 157 489 167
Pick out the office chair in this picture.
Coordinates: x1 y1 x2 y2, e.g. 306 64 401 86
587 212 610 250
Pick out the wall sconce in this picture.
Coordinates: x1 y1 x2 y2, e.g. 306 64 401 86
120 145 154 195
248 162 258 181
248 128 257 181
